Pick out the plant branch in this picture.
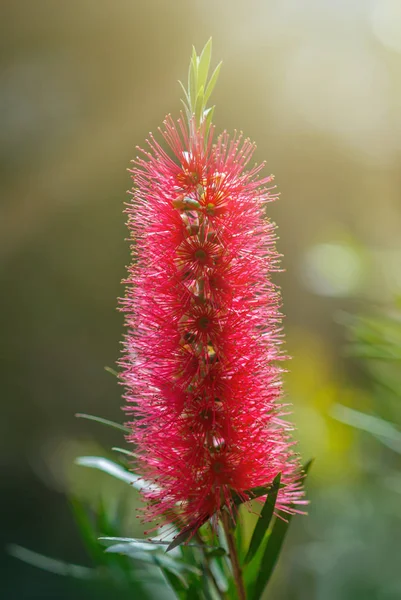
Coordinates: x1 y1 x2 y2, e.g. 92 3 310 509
221 510 247 600
195 532 227 599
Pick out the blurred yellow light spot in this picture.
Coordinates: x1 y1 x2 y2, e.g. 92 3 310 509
302 242 363 297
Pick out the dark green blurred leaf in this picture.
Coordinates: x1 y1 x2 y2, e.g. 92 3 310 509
161 567 189 598
232 481 284 507
95 497 137 584
8 544 95 580
206 547 226 558
244 474 281 565
232 488 265 507
75 413 130 433
70 497 106 565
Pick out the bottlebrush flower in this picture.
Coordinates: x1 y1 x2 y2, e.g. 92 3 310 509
119 43 305 537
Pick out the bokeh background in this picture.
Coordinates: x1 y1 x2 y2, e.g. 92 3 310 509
2 1 401 598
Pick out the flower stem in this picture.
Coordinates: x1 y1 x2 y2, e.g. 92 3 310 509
221 510 247 600
194 532 227 599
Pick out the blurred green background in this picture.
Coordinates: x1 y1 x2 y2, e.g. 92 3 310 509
1 1 401 598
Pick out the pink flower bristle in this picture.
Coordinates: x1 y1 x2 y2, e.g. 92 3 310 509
119 115 304 535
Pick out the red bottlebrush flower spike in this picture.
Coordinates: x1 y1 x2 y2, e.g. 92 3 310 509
119 42 305 538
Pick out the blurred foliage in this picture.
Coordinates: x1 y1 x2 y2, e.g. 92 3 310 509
278 307 401 600
10 430 311 600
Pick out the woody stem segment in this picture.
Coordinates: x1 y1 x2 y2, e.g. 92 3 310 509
221 509 247 600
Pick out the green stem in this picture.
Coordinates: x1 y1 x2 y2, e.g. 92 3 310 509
195 532 227 600
221 510 247 600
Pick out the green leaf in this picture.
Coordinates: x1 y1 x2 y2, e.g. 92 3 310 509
8 544 95 580
204 62 222 105
251 513 292 600
188 46 198 108
195 85 205 127
180 98 192 122
244 474 281 565
250 460 313 600
102 539 167 552
180 40 221 128
100 536 213 550
206 547 226 558
232 482 283 507
303 458 314 477
178 80 190 108
95 497 136 582
345 343 401 360
203 106 215 135
75 413 130 433
70 497 106 565
104 365 119 377
105 543 201 578
198 38 212 90
75 456 160 493
112 446 138 458
166 526 195 552
161 567 189 598
198 574 215 600
154 556 196 593
234 505 246 564
331 404 401 453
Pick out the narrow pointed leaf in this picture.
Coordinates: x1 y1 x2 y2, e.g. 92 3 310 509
188 47 198 108
69 497 106 564
250 461 313 600
178 79 190 106
251 513 292 600
8 545 95 580
75 413 130 433
302 458 314 476
206 547 226 558
203 106 215 134
104 365 119 377
75 456 160 493
166 526 195 552
103 540 166 553
161 567 189 597
204 62 222 105
198 38 212 90
195 85 205 127
232 481 284 507
105 543 201 578
100 536 215 549
180 98 191 121
244 474 281 565
331 404 401 445
112 446 138 458
199 574 215 600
